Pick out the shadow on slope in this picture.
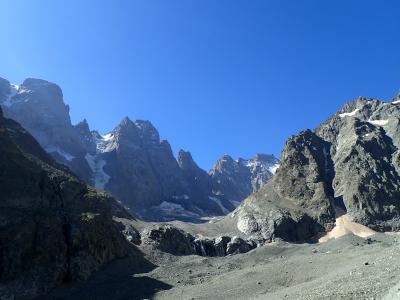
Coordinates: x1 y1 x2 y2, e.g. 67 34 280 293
38 246 172 300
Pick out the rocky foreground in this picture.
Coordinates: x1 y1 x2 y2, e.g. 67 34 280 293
39 233 400 300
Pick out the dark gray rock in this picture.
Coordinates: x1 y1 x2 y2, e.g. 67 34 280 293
317 98 400 231
235 94 400 242
234 130 335 242
226 236 256 255
142 225 195 255
193 235 257 256
0 107 134 299
214 236 232 256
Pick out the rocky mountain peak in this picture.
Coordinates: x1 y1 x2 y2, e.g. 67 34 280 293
75 119 91 135
211 154 238 173
113 117 160 144
134 120 160 142
178 149 199 171
233 94 400 243
22 77 54 87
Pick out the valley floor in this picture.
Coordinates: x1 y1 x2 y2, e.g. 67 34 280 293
42 233 400 300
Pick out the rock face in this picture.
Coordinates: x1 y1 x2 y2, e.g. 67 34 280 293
141 225 257 257
141 225 195 255
0 78 94 183
234 95 400 242
0 107 132 299
0 76 278 221
210 153 279 207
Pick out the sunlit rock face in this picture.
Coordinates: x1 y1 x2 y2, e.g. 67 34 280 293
234 95 400 242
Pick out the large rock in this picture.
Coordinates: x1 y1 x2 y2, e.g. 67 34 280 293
234 129 335 242
226 236 257 255
141 225 195 255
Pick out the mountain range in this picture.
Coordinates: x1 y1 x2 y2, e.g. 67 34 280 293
3 76 400 299
0 77 279 221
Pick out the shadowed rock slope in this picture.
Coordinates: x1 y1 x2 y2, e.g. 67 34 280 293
0 107 134 299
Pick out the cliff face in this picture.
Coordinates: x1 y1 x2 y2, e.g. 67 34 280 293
210 153 279 207
0 107 132 299
234 96 400 242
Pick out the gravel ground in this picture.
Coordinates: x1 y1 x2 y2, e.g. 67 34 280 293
151 234 400 300
42 233 400 300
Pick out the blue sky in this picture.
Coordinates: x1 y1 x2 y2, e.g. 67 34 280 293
1 1 400 169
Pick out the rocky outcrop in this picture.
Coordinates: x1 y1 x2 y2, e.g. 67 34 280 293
317 97 400 231
233 130 335 242
194 236 257 256
141 224 258 257
233 94 400 242
0 107 133 299
141 225 195 255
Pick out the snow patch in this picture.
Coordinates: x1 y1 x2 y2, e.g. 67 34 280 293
45 145 75 162
268 163 280 174
208 196 230 215
85 153 110 189
244 159 279 175
339 108 359 118
368 119 389 126
102 133 114 142
94 132 115 153
392 99 400 104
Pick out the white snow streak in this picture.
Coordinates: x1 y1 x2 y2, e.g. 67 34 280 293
45 145 75 161
368 119 389 126
339 108 359 118
85 153 110 189
268 163 280 174
95 133 115 153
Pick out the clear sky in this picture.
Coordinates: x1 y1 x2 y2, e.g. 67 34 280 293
1 1 400 169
